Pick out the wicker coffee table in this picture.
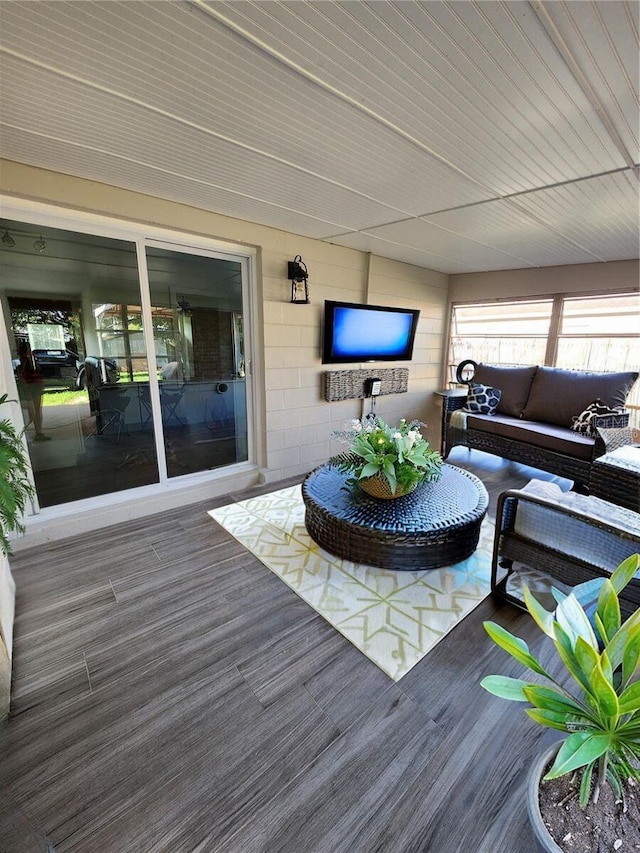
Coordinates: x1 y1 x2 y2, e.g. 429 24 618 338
302 462 488 570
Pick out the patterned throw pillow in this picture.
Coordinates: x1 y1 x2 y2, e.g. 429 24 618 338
571 399 622 438
464 382 502 415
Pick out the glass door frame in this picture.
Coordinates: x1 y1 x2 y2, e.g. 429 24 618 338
0 195 259 518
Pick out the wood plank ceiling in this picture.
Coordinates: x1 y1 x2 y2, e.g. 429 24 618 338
0 0 638 274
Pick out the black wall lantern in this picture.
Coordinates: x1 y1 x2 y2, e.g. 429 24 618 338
288 255 310 304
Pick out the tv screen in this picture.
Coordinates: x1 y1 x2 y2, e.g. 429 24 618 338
322 300 420 364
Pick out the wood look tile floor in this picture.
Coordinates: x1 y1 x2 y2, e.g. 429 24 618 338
1 449 572 852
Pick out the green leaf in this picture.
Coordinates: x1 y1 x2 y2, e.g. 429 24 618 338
588 658 619 720
522 585 555 637
606 610 640 676
596 579 621 642
545 732 611 778
573 635 601 685
552 623 592 694
610 554 640 595
555 591 599 651
483 622 550 677
525 708 572 731
619 681 640 715
579 761 594 807
523 685 591 719
480 675 530 702
358 463 381 479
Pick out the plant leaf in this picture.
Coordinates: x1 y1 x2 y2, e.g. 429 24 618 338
552 623 593 694
522 585 554 637
595 578 621 642
619 681 640 715
480 675 530 702
606 610 640 677
483 622 550 677
526 708 572 731
609 554 640 595
588 658 620 720
544 732 611 778
579 761 594 807
555 591 599 651
523 685 591 720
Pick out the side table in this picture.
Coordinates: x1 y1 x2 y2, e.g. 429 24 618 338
433 389 467 457
589 445 640 513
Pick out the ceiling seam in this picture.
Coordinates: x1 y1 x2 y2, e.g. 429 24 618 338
529 0 637 169
0 122 382 233
0 46 418 224
188 0 502 199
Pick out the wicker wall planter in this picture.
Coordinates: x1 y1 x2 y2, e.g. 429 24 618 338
359 474 417 500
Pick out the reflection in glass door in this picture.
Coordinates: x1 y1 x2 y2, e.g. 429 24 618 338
145 246 248 478
2 218 252 511
2 221 160 507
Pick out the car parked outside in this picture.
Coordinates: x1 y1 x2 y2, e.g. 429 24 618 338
13 349 120 391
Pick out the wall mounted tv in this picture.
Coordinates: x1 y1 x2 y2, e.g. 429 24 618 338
322 300 420 364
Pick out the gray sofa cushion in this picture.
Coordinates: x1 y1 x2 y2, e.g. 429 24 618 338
473 364 537 418
522 367 638 428
466 414 595 460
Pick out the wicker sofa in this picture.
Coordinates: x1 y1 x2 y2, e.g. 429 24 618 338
444 361 638 489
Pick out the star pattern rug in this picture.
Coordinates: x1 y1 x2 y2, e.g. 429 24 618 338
209 485 494 681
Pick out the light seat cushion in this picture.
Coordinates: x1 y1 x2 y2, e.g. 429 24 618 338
513 479 640 572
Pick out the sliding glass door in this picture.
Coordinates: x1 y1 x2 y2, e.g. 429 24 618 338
0 218 251 510
144 244 248 479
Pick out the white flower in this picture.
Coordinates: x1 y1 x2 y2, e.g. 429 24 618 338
392 432 402 440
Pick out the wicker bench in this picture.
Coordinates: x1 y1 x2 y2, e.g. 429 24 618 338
445 362 638 490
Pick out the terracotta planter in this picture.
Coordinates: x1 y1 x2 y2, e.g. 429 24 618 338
359 474 417 500
527 743 564 853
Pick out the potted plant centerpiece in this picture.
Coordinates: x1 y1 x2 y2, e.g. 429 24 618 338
480 555 640 853
332 417 443 499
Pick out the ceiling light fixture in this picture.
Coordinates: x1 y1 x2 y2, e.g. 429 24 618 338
33 235 47 253
288 255 309 304
2 229 16 248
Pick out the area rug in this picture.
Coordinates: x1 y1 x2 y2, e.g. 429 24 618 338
209 485 494 681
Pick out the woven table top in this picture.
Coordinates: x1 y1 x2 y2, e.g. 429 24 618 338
302 463 488 533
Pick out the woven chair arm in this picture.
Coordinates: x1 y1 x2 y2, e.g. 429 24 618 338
446 395 467 414
496 488 640 544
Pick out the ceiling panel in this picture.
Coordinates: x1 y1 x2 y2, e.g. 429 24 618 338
0 1 490 214
506 171 640 262
324 230 481 275
0 0 637 274
360 216 540 270
211 0 629 188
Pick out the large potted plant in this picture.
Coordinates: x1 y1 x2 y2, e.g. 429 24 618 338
332 416 442 499
1 393 35 721
480 555 640 852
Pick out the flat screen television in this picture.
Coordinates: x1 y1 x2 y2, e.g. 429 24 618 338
322 300 420 364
